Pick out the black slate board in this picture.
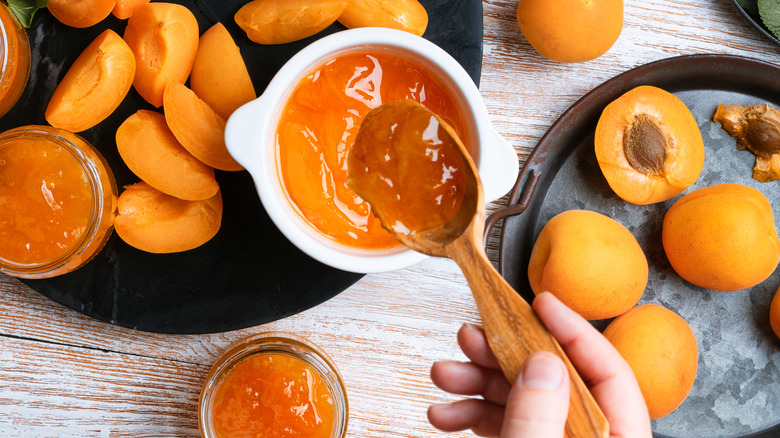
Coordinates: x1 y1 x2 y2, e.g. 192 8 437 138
4 0 483 334
496 54 780 438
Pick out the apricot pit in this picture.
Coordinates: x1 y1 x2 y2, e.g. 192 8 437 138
595 85 704 205
713 103 780 182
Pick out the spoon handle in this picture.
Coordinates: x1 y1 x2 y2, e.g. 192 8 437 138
448 234 609 438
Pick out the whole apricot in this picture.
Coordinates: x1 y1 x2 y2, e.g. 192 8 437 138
603 304 698 420
595 85 705 205
527 210 648 320
516 0 623 63
771 286 780 339
662 183 780 291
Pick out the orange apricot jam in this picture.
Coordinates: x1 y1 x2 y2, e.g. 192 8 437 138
200 333 348 438
0 126 117 278
277 50 469 250
347 99 467 235
0 4 31 118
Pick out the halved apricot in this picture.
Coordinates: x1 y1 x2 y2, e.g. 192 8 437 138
116 110 219 201
595 85 704 205
45 29 135 133
123 2 199 107
235 0 347 45
163 81 243 171
112 0 151 19
115 182 222 253
190 23 256 119
47 0 116 28
338 0 428 36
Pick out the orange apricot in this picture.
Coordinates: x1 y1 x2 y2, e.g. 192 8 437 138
115 182 222 253
45 29 135 133
595 85 705 205
190 23 256 119
338 0 428 36
112 0 151 19
123 2 199 107
603 304 698 420
771 285 780 339
163 81 243 172
47 0 116 28
527 210 647 320
662 183 780 291
235 0 347 45
116 110 219 201
516 0 622 63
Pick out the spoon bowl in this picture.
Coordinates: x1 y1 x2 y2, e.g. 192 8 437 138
348 100 609 438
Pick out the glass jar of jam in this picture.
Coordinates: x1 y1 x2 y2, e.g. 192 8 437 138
0 4 31 118
0 126 117 279
199 332 349 438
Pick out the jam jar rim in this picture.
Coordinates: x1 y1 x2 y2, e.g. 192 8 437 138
199 331 349 438
0 125 116 277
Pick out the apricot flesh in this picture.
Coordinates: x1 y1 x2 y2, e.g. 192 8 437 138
595 85 705 205
123 3 199 107
662 183 780 291
603 304 698 420
116 110 219 201
190 23 256 119
163 81 243 172
338 0 428 36
112 0 151 19
527 209 647 320
115 182 222 253
47 0 116 28
713 103 780 182
235 0 348 45
46 29 135 133
516 0 622 62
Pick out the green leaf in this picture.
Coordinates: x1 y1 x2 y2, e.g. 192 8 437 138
758 0 780 39
738 0 761 17
5 0 48 29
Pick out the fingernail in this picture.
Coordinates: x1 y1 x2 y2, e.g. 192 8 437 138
462 322 480 331
520 353 565 390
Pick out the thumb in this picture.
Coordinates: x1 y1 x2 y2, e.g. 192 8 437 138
501 351 570 438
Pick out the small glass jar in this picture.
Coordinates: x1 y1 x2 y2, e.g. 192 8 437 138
199 332 349 438
0 4 31 118
0 126 117 279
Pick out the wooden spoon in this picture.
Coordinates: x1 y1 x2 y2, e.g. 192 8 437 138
347 100 608 438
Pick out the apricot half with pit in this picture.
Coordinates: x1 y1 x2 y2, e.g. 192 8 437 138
603 304 698 420
595 85 704 205
527 209 647 320
662 183 780 291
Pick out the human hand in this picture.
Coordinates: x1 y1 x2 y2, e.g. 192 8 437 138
428 291 652 437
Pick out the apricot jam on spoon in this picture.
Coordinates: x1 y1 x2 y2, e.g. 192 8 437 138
347 99 608 438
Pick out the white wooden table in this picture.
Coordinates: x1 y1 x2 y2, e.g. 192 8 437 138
1 1 778 436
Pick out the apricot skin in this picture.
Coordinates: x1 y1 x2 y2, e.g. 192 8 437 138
46 29 135 133
527 210 648 320
603 304 698 420
771 286 780 340
338 0 428 36
190 23 256 119
123 3 199 107
115 182 222 254
163 81 243 172
47 0 116 28
516 0 622 62
662 183 780 291
595 85 705 205
235 0 347 45
116 110 219 201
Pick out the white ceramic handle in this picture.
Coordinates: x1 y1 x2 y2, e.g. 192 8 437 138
479 128 519 202
225 98 270 173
